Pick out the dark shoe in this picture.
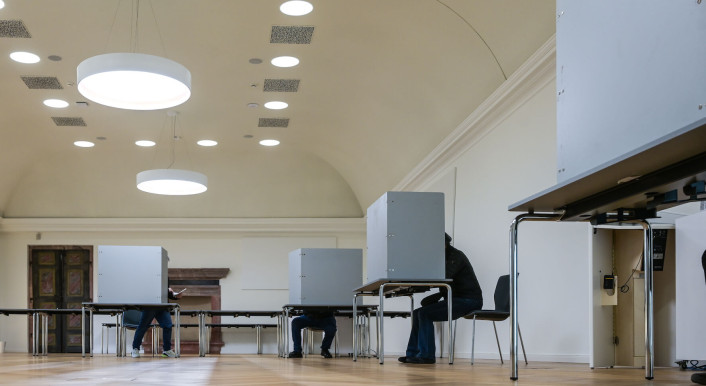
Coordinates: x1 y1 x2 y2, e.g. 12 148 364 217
398 356 408 363
693 373 706 385
406 356 436 364
288 351 303 358
320 349 332 358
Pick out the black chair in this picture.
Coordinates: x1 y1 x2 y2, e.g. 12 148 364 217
460 274 527 365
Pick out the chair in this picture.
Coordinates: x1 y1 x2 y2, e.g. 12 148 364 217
460 274 527 365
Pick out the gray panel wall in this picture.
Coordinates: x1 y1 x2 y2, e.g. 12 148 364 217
366 191 445 281
97 245 169 303
288 248 363 305
556 1 706 183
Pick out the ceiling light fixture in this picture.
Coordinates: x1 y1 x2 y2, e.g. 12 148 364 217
0 1 5 10
76 1 191 110
197 140 218 147
264 101 288 110
136 111 207 195
74 141 95 148
135 140 156 147
271 56 299 68
259 139 280 147
280 1 313 16
10 51 40 64
43 99 69 108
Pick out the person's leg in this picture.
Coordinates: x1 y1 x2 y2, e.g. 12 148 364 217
290 315 311 353
404 308 422 358
317 316 337 350
154 310 173 352
132 310 156 350
415 298 483 359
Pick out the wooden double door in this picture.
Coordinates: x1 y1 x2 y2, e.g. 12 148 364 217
29 246 92 353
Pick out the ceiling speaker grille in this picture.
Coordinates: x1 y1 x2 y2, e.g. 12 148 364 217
270 26 314 44
22 76 63 89
0 20 32 38
52 117 86 127
263 79 300 92
258 118 289 128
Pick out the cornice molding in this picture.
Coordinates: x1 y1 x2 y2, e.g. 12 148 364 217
395 35 557 192
0 217 366 233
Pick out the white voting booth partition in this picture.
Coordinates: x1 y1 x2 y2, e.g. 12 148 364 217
366 191 445 281
288 248 363 305
97 246 169 303
675 211 706 361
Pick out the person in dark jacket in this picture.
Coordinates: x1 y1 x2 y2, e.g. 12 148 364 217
288 310 337 359
399 233 483 364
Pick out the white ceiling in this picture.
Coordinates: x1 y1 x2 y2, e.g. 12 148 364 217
0 0 555 218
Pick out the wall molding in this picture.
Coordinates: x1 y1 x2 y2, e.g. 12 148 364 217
395 35 557 192
0 217 366 233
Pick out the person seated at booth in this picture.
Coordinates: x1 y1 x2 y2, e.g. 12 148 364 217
131 287 182 358
288 310 336 359
399 233 483 364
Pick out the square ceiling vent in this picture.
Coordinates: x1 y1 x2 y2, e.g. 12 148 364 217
0 20 31 38
52 117 86 127
22 76 63 89
264 79 300 92
270 26 314 44
258 118 289 128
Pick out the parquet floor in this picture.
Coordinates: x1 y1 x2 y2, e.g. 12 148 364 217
0 353 694 385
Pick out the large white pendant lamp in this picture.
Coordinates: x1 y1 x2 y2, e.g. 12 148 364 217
77 53 191 110
136 169 207 195
77 0 191 110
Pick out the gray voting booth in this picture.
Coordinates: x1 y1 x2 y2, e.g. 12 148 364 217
97 245 170 303
366 191 445 281
288 248 363 305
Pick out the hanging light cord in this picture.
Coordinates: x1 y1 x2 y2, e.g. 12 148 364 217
168 113 177 169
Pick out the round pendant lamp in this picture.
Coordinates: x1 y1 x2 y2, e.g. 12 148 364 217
77 53 191 110
137 169 207 195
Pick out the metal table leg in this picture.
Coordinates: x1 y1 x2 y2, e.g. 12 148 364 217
175 307 181 357
509 213 561 380
353 294 358 361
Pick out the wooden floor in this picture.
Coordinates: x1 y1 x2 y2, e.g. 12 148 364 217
0 353 695 385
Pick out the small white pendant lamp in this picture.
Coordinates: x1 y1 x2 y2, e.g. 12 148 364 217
136 169 207 195
137 111 207 195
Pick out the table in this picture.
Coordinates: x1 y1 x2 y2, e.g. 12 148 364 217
507 119 706 380
81 303 181 357
279 304 378 358
180 309 281 357
352 278 453 364
0 309 45 356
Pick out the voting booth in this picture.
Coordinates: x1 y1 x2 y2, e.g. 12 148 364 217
97 245 169 303
288 248 363 305
366 191 445 281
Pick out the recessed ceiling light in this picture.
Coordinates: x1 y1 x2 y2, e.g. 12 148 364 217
74 141 95 148
10 51 40 64
280 1 313 16
264 101 288 110
197 140 218 147
43 99 69 108
0 1 5 10
135 140 156 147
271 56 300 68
259 139 280 147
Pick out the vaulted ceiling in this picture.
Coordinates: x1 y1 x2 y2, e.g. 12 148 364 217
0 0 555 218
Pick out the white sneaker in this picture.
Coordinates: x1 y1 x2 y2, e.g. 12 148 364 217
161 349 176 358
131 348 140 358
